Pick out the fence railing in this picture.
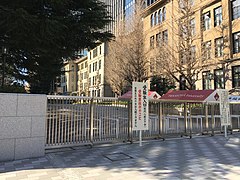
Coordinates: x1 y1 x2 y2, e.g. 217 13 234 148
46 96 240 149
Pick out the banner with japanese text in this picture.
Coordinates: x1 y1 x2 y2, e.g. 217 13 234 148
218 89 231 126
132 82 149 131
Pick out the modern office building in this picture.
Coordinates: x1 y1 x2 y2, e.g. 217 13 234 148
142 0 240 93
100 0 125 35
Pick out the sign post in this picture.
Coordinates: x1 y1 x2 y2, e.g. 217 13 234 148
132 82 149 146
218 89 231 138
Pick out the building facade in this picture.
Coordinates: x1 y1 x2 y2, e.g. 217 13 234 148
143 0 240 92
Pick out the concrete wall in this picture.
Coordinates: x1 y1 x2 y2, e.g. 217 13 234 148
0 93 47 162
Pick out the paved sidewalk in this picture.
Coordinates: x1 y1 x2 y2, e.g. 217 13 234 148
0 134 240 180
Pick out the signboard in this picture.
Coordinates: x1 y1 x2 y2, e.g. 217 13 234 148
160 90 217 102
229 96 240 103
218 89 231 126
132 82 149 131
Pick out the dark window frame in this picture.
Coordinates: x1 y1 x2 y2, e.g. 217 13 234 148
202 11 211 31
215 37 224 57
214 6 222 26
202 71 212 89
214 68 225 89
232 65 240 88
232 0 240 20
233 31 240 54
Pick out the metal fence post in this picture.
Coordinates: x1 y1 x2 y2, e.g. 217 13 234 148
211 104 215 136
189 103 192 138
127 101 133 143
184 102 187 135
159 102 164 140
90 98 94 143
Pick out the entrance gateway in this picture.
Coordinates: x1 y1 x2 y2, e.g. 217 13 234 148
159 89 231 138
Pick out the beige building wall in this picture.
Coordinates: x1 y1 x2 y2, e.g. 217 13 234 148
61 60 77 95
76 56 88 96
143 0 240 92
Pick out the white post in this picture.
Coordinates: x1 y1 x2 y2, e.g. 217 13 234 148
139 130 142 146
224 125 227 138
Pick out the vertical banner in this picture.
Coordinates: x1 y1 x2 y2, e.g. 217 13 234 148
132 82 149 131
218 89 231 126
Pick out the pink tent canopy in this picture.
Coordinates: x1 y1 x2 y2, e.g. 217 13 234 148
119 90 161 100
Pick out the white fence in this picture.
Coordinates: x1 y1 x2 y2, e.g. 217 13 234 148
46 96 240 148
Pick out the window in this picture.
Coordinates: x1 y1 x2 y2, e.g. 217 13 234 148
190 18 196 35
99 74 101 84
215 37 223 57
181 24 187 39
232 66 240 88
156 32 162 47
202 11 211 30
180 75 186 90
180 50 187 64
190 46 196 61
214 6 222 26
81 63 84 70
154 12 158 25
99 60 101 69
190 0 195 6
163 30 168 44
85 62 87 68
151 14 154 27
214 69 224 89
162 7 166 21
202 71 212 89
93 76 95 86
150 36 155 48
232 0 240 20
95 62 97 71
89 64 91 73
179 0 185 9
99 46 101 55
93 48 97 58
89 77 91 86
89 52 91 59
158 9 162 23
233 31 240 54
202 41 211 60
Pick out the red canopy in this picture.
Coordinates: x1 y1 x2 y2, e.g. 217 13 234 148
160 90 220 103
119 91 161 100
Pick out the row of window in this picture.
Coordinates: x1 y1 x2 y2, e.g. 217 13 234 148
202 6 222 31
199 1 239 31
202 31 240 59
150 31 240 57
202 66 240 89
79 61 88 70
150 7 166 27
150 30 168 48
89 46 102 59
80 72 88 80
146 0 157 7
88 74 101 87
151 0 240 31
89 60 101 73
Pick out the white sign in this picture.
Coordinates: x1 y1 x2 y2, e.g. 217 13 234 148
218 89 231 126
132 82 149 131
229 96 240 103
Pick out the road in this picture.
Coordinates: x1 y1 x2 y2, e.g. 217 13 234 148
1 133 240 179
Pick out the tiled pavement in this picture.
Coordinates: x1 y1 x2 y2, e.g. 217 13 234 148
0 134 240 180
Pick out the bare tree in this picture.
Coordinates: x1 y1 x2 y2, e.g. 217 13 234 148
105 1 149 95
155 0 205 90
